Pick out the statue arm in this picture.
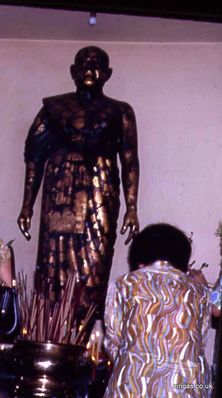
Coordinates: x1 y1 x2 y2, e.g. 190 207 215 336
17 107 52 240
17 161 45 240
119 103 140 245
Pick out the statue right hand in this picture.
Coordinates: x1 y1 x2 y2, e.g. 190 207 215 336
17 210 32 241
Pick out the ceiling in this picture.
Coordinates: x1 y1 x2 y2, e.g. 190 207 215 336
1 4 222 42
2 2 222 22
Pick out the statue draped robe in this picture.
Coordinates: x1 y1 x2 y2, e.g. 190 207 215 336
24 92 139 324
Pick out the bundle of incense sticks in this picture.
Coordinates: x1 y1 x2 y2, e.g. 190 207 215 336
86 330 101 365
17 271 97 345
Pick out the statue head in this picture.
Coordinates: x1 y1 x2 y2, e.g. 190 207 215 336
70 46 112 90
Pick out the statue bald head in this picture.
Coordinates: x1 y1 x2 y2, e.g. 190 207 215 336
71 46 112 90
74 46 110 70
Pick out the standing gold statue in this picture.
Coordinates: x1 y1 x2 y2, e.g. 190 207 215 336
17 46 139 333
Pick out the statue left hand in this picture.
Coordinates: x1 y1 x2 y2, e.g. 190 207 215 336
120 208 139 245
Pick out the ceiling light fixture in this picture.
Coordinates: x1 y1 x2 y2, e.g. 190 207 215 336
88 12 97 26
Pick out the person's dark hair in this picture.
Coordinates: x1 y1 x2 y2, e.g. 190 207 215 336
128 223 191 273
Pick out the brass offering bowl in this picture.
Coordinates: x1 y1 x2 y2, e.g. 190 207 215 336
7 340 86 397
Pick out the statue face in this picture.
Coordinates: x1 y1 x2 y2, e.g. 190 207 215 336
71 47 112 90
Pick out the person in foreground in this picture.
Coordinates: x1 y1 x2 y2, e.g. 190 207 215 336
103 223 215 398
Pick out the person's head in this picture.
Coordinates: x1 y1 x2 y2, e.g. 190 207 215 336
128 223 191 273
70 46 112 90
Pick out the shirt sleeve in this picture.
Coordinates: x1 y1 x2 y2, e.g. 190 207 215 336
24 106 52 164
103 279 124 363
200 288 212 347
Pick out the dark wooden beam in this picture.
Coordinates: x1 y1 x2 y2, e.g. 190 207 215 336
1 1 222 23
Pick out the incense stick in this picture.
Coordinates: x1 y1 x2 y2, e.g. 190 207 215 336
17 270 97 345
